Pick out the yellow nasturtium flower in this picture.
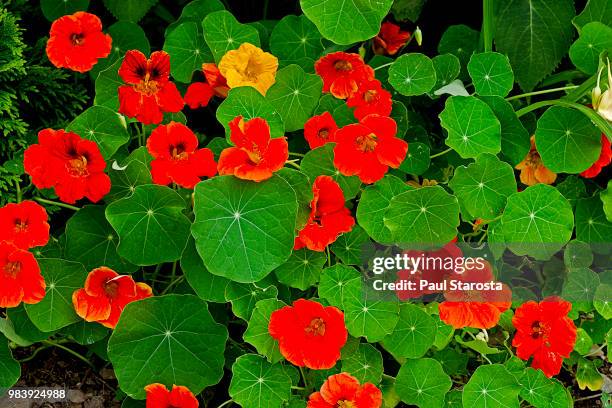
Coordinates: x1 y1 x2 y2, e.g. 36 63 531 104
218 43 278 95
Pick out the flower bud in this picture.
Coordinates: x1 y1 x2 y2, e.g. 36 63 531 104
414 26 423 46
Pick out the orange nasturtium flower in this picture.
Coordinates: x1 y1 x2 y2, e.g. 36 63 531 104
218 43 278 95
72 267 153 328
515 136 557 186
144 384 198 408
307 373 383 408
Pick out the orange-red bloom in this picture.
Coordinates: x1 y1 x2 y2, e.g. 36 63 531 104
438 261 512 329
581 135 611 178
334 114 408 184
304 112 338 150
373 22 411 56
24 129 111 204
72 267 153 329
184 83 214 109
347 79 393 120
515 136 557 186
118 50 184 125
294 176 355 252
0 201 49 250
218 116 288 182
315 52 375 99
269 299 348 369
512 297 577 377
144 384 198 408
0 241 45 308
147 122 217 189
307 373 382 408
203 63 229 98
46 12 112 73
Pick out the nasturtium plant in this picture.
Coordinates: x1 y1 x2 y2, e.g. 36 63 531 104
1 1 611 407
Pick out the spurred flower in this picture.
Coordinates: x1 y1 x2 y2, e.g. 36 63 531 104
0 201 50 250
515 136 557 186
581 135 611 178
438 261 512 329
307 373 382 408
72 267 153 329
0 241 45 308
346 79 393 120
204 63 230 97
315 52 375 99
24 128 111 204
512 297 577 377
144 384 198 408
373 22 411 56
218 116 288 182
184 82 215 109
269 299 348 369
147 122 217 189
304 112 338 149
118 50 184 125
218 43 278 95
294 176 355 252
46 12 112 73
334 114 408 184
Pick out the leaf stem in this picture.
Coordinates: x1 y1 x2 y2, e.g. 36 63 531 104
505 85 579 101
34 197 80 211
299 366 310 391
285 160 301 170
374 62 393 71
15 179 22 203
482 0 494 52
429 147 453 159
289 152 305 157
42 340 95 368
217 399 234 408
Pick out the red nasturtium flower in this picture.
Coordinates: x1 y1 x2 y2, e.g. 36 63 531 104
512 297 577 377
184 83 214 109
269 299 348 369
373 22 411 56
581 135 611 178
315 52 375 99
46 12 112 73
0 201 50 250
146 122 217 189
72 267 153 329
118 50 184 125
347 79 393 120
334 114 408 184
144 384 198 408
24 128 111 204
0 241 46 308
218 116 288 182
304 112 338 149
203 63 230 97
294 176 355 252
307 373 382 408
438 261 512 329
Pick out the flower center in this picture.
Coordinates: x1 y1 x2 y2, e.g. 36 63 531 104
4 261 21 278
336 401 355 408
67 156 89 177
364 89 378 103
103 280 120 299
70 33 85 46
304 317 326 336
525 149 542 167
531 320 547 339
334 60 353 72
356 133 378 152
14 219 28 232
171 145 189 161
134 73 160 96
318 128 330 140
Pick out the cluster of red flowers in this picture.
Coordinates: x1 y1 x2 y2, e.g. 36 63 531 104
0 201 49 308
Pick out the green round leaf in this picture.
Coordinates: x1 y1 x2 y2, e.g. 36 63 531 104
66 106 129 160
41 0 88 21
2 306 54 347
564 240 593 269
437 25 480 78
382 303 437 359
192 175 298 283
576 196 612 243
343 289 399 342
225 279 278 321
102 0 158 22
574 0 612 29
432 348 468 376
108 294 228 399
0 338 20 388
535 106 601 173
181 238 229 303
602 180 612 222
107 147 153 202
274 248 326 290
314 94 355 127
166 0 225 35
94 58 123 111
395 358 452 408
163 22 211 83
300 0 393 45
266 65 322 132
519 368 571 408
399 142 431 176
25 259 87 332
432 54 461 90
357 175 411 243
330 225 370 266
216 86 285 139
63 320 109 346
203 10 260 63
500 184 574 260
106 185 191 266
318 264 362 309
243 298 287 363
269 15 324 70
574 327 594 354
440 95 502 158
229 354 292 408
569 22 612 74
463 364 521 408
468 52 515 97
449 153 517 219
341 343 383 384
385 185 460 245
562 268 600 312
389 53 437 96
300 143 362 199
